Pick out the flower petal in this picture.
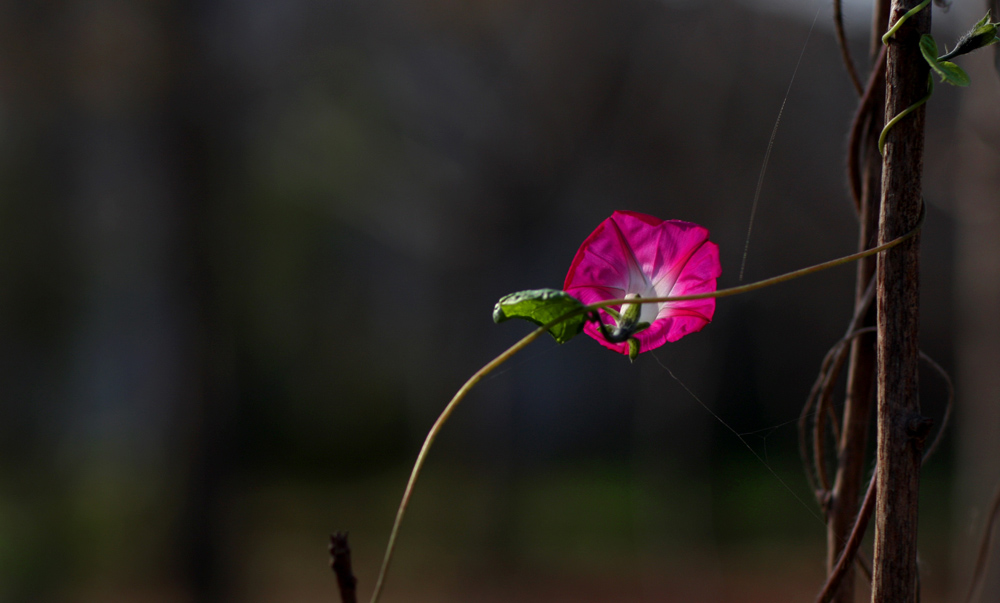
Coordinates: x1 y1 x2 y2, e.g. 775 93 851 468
563 218 633 295
607 213 709 290
666 238 721 297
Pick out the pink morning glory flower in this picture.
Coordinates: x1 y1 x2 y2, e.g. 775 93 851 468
563 210 722 356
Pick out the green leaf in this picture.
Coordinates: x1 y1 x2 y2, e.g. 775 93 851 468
920 34 939 62
921 35 971 86
933 60 971 86
492 289 586 343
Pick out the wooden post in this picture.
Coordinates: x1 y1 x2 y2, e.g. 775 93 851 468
871 0 930 601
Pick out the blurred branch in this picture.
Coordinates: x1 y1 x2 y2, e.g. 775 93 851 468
799 281 875 505
847 44 888 213
967 483 1000 603
817 469 877 603
331 532 358 603
834 0 865 95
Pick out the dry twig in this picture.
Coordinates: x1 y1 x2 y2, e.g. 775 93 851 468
847 45 889 213
834 0 865 96
330 532 358 603
816 470 877 603
799 280 876 502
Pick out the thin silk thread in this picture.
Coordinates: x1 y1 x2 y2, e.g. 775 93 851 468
739 2 823 282
651 353 826 525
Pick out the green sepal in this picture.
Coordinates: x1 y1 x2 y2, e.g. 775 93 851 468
492 289 586 343
920 35 971 86
621 295 642 327
627 338 640 362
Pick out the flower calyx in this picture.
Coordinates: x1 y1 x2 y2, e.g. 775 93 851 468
939 10 999 61
590 294 651 362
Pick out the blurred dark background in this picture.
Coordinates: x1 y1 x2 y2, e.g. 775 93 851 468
1 0 998 601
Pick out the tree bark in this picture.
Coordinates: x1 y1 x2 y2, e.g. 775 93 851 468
871 1 930 601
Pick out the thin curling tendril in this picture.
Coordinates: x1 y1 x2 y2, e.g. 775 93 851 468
882 0 931 45
878 0 933 153
879 77 933 155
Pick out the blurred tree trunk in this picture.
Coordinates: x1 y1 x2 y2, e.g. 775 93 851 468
62 0 239 600
164 1 241 600
953 42 1000 602
3 0 239 599
0 3 84 598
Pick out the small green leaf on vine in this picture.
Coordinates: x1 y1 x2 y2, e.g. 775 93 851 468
920 35 971 87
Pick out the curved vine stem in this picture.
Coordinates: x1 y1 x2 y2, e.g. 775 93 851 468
881 0 931 45
879 76 933 156
366 321 553 603
805 324 876 503
919 350 954 464
817 469 878 603
367 211 924 603
800 275 875 500
847 44 888 212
